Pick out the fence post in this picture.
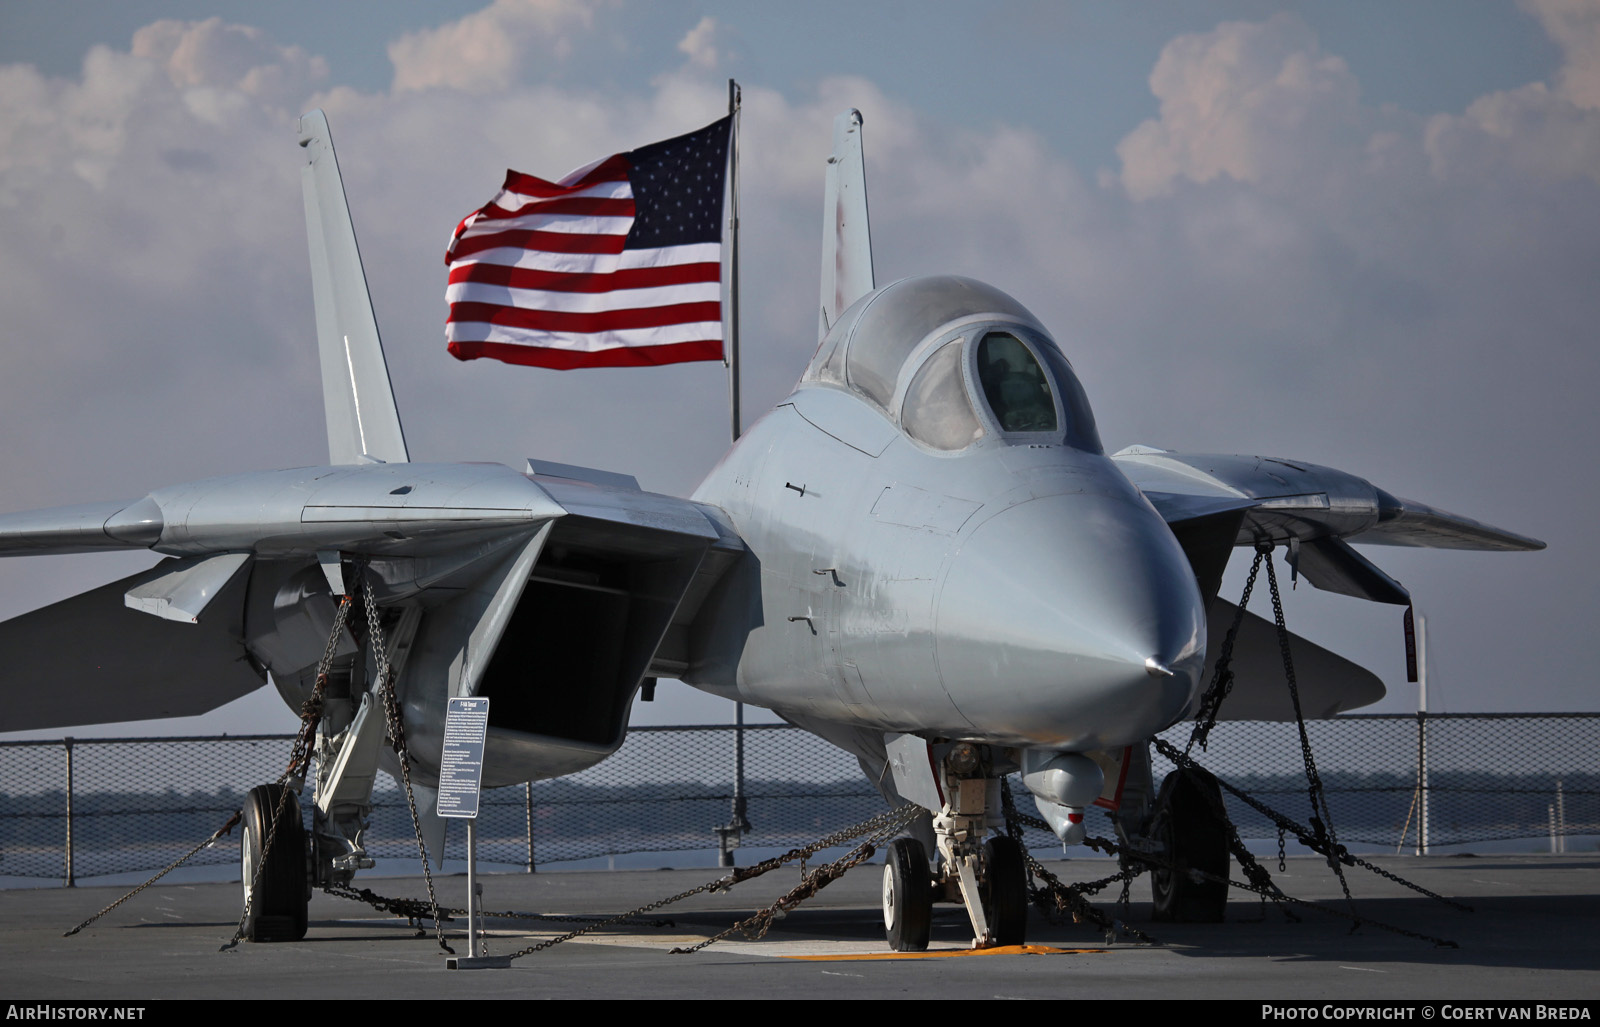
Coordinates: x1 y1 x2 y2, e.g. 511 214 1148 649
1416 711 1430 856
64 737 75 887
525 781 535 873
716 715 751 867
1556 779 1566 855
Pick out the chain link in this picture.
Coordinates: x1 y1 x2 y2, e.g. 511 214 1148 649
1152 737 1466 943
321 881 674 929
219 592 353 951
999 779 1156 945
1106 813 1459 946
364 574 455 956
668 804 923 954
63 812 242 938
1020 777 1460 948
991 547 1469 951
1187 548 1265 755
1261 551 1361 924
489 803 924 961
1023 849 1159 946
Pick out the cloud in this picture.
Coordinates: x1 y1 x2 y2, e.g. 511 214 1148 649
130 17 328 112
1424 81 1600 186
1116 14 1368 201
387 0 598 94
677 16 720 71
0 20 324 509
1522 0 1600 108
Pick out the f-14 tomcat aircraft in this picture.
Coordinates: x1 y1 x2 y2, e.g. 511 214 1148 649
0 110 1542 951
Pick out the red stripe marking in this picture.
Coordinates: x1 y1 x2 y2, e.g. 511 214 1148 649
448 261 721 293
447 339 724 369
501 156 630 198
445 156 634 264
448 300 721 333
448 228 627 261
1092 745 1134 811
479 195 635 220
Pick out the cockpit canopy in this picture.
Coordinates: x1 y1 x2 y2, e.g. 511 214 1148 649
802 275 1101 453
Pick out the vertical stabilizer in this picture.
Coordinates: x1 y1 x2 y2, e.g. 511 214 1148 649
298 110 409 466
819 109 875 340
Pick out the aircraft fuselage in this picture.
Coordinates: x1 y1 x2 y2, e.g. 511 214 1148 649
687 287 1207 754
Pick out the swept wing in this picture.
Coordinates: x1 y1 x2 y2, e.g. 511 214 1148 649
1113 445 1543 720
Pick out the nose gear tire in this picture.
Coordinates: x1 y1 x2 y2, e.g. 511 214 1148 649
981 836 1028 946
883 837 933 951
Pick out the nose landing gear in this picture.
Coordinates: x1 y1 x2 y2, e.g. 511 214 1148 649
880 742 1029 951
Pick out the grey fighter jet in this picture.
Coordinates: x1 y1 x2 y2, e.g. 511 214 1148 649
0 110 1542 950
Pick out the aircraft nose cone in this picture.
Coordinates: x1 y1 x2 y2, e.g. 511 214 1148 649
934 492 1205 749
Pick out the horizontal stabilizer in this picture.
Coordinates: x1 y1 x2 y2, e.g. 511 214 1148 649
1295 537 1410 606
1358 495 1546 551
0 557 265 732
1198 600 1385 721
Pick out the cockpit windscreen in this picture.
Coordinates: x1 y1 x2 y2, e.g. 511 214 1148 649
973 330 1102 452
977 332 1056 433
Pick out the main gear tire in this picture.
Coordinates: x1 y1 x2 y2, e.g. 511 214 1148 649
883 837 933 952
1148 767 1229 923
241 783 310 942
981 835 1028 946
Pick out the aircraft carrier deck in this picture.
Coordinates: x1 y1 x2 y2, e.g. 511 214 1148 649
3 854 1597 1002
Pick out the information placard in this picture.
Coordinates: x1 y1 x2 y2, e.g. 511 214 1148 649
436 697 490 819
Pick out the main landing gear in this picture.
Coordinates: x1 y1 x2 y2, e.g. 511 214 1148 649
881 742 1029 951
1146 766 1229 923
240 784 311 942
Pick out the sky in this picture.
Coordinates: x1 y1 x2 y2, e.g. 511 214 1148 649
0 0 1595 743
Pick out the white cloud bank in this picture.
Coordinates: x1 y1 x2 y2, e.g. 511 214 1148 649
388 0 599 94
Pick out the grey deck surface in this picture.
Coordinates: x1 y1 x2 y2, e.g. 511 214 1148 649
3 854 1597 1001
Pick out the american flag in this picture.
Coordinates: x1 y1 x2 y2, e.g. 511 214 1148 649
445 116 732 369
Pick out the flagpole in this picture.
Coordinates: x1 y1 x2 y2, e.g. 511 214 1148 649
724 78 750 866
726 78 742 444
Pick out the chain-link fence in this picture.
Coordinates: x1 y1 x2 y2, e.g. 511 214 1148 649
2 715 1595 884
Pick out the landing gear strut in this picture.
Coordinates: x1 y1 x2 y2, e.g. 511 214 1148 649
880 741 1029 950
240 784 310 942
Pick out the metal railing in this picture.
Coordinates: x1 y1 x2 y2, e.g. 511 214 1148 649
2 715 1595 884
